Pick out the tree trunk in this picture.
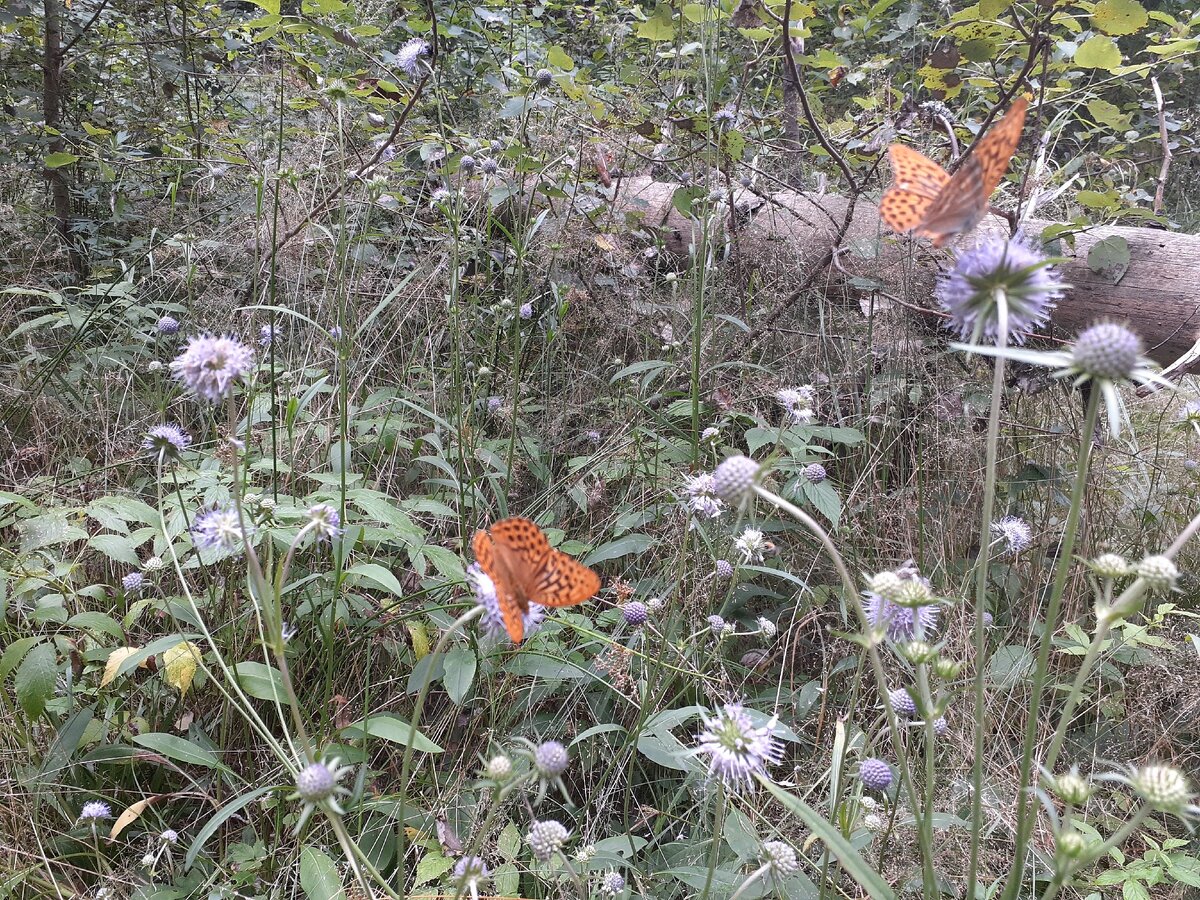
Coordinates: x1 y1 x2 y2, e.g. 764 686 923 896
42 0 86 276
608 176 1200 372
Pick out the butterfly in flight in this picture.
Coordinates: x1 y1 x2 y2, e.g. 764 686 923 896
880 96 1029 247
472 517 601 644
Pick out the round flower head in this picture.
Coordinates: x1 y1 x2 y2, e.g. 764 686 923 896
534 741 569 778
160 829 178 844
1091 553 1130 579
757 617 777 640
192 506 252 553
761 840 799 877
1135 555 1179 593
469 563 545 642
701 425 721 443
290 757 353 832
519 301 533 320
79 801 112 823
485 395 503 415
586 429 602 444
712 107 738 130
1132 765 1193 813
1056 830 1088 860
707 614 729 637
863 592 938 641
170 334 255 402
122 571 145 593
526 820 570 860
863 812 887 833
480 157 499 175
682 472 725 521
258 323 282 348
143 556 164 572
459 154 476 173
734 528 770 564
801 462 827 484
396 37 429 77
695 702 784 792
889 687 917 718
623 601 649 627
936 232 1064 344
453 855 490 898
534 68 554 88
932 715 948 735
990 516 1032 556
712 455 760 505
328 325 343 341
1052 769 1092 806
305 503 343 541
715 559 734 579
485 754 512 780
859 758 893 791
599 871 626 895
156 315 180 335
142 424 192 460
1072 322 1141 382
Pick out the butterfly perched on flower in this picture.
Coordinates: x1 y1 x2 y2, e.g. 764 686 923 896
472 517 600 644
880 96 1029 247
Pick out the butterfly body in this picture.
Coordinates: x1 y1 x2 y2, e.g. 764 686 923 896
880 97 1028 247
472 517 600 644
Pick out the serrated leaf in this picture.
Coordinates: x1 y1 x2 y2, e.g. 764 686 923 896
987 644 1034 689
497 822 522 860
1075 35 1122 70
162 641 201 696
15 642 56 719
299 846 344 900
1087 235 1131 284
442 648 476 705
414 851 454 887
102 647 141 687
89 533 142 566
637 9 675 41
1092 0 1147 35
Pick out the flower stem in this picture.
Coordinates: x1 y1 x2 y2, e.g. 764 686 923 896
698 784 726 900
729 865 770 900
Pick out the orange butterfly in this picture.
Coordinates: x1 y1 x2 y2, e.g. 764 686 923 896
880 96 1029 247
472 517 600 644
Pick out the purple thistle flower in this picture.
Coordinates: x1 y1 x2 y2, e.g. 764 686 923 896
122 571 145 593
486 396 503 414
863 592 938 641
79 801 111 822
623 601 649 626
192 506 252 553
715 559 734 579
859 757 893 790
936 232 1064 345
695 703 784 791
682 473 724 521
469 562 544 641
306 503 343 541
328 325 344 341
990 516 1032 556
453 855 490 896
142 424 192 459
600 871 626 895
170 334 255 402
534 740 569 778
519 302 533 320
259 323 282 347
396 38 429 77
527 820 570 860
156 315 180 335
888 687 917 718
801 462 827 484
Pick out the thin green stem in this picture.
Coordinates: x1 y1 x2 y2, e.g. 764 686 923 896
698 784 726 900
729 865 770 900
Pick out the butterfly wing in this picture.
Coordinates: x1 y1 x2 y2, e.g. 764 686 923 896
915 97 1029 246
535 548 601 608
880 144 951 236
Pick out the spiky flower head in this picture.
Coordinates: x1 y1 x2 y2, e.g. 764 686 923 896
863 593 938 642
734 528 770 564
863 812 887 833
534 741 569 779
459 154 476 173
1056 829 1088 860
899 640 938 665
599 871 626 895
757 617 777 640
79 801 112 822
889 688 917 718
801 463 827 484
122 571 145 592
776 385 817 424
485 754 512 780
859 758 893 791
143 556 164 572
708 614 729 637
623 601 649 627
156 315 180 335
1052 769 1093 806
481 157 499 175
526 820 570 860
259 323 282 347
936 232 1064 345
1090 553 1130 579
486 395 503 414
712 107 738 129
469 563 544 642
761 840 799 877
1072 322 1141 382
682 472 725 521
396 38 429 77
1135 555 1179 593
170 334 255 402
160 829 178 844
934 657 962 680
534 68 554 88
519 302 533 320
290 757 353 832
305 503 343 541
453 855 490 897
142 424 192 460
646 596 665 613
715 559 734 579
1133 765 1192 812
695 703 784 792
192 506 252 553
990 516 1032 556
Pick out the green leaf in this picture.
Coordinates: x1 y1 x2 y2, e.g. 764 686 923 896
66 611 125 640
246 0 280 13
547 45 574 70
583 534 655 565
302 0 346 12
413 851 454 887
133 733 223 770
15 642 56 719
44 152 79 169
340 713 445 753
89 533 142 566
497 821 522 860
758 777 896 899
1092 0 1147 35
299 846 344 900
1087 98 1131 131
442 648 476 705
34 706 94 788
492 862 519 895
1075 35 1122 70
724 806 760 859
637 8 675 41
344 563 405 596
1087 235 1131 284
234 661 286 702
1123 880 1150 900
185 786 275 870
987 644 1034 689
0 636 43 682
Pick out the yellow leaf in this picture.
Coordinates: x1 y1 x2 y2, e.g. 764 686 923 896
102 647 140 687
594 234 617 251
1075 34 1122 70
162 641 202 696
110 797 154 839
408 621 430 661
1091 0 1147 35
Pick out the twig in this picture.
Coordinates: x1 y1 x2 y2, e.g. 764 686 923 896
1151 76 1172 215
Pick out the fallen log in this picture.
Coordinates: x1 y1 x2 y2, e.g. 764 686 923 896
609 175 1200 371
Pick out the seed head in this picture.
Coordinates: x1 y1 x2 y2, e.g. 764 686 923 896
526 819 570 860
1135 555 1179 593
1133 765 1192 812
534 741 569 778
1090 553 1130 579
711 455 760 504
485 755 513 780
1071 322 1142 381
